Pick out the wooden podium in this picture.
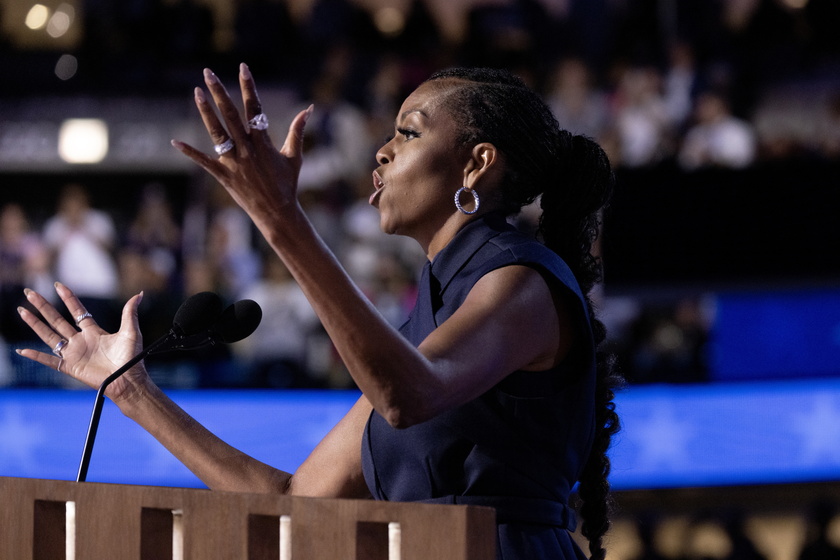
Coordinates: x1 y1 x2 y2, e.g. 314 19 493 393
0 477 496 560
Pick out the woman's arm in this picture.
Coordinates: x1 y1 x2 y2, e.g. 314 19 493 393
17 284 370 497
119 381 372 497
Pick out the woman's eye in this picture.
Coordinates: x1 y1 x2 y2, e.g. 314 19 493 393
398 128 420 140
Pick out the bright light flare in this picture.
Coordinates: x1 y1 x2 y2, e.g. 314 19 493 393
25 4 50 30
58 119 109 164
47 4 74 38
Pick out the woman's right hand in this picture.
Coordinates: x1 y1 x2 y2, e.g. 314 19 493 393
16 283 150 405
170 64 312 233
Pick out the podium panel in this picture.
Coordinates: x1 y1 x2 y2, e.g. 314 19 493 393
0 477 495 560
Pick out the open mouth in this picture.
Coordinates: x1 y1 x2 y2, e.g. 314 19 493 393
370 171 385 206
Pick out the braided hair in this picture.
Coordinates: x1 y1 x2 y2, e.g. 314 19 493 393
427 67 623 560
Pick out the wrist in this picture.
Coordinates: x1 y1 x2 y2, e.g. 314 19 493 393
114 369 159 418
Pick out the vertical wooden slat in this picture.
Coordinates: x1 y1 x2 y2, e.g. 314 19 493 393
356 521 389 560
141 508 174 559
33 500 66 560
248 514 280 560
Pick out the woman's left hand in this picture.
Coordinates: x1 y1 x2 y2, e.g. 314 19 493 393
171 64 313 228
16 283 148 404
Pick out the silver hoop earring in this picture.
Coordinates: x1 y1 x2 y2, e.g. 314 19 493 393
454 186 480 215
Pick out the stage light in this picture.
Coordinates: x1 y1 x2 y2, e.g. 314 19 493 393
25 4 50 30
374 7 405 37
55 54 78 80
47 4 74 38
58 119 109 164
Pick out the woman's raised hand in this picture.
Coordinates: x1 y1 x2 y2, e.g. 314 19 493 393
171 63 313 227
16 283 147 403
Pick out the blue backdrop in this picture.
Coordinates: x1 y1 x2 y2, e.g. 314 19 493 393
2 380 840 490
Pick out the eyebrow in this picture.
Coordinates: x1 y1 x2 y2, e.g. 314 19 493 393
398 109 428 122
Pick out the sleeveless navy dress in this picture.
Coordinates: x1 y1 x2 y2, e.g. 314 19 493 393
361 213 596 559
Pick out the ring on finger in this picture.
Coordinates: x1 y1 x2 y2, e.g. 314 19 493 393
53 339 68 357
214 138 235 156
75 311 93 326
248 113 269 131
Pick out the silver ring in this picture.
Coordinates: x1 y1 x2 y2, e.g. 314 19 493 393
52 339 68 357
75 311 93 326
214 138 235 156
248 113 269 131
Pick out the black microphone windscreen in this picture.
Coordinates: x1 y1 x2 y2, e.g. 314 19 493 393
217 299 262 343
172 291 224 336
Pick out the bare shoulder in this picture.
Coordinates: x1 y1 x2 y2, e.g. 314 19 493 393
462 264 577 370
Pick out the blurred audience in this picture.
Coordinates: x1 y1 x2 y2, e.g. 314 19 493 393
42 184 120 330
799 501 840 560
678 89 757 171
545 56 611 141
1 0 840 390
609 65 674 168
233 253 322 388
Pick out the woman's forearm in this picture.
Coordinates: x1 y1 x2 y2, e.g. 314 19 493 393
118 378 292 494
255 204 439 425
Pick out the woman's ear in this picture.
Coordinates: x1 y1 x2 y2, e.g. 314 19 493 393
463 143 499 190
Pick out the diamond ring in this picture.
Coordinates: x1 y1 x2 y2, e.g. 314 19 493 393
75 311 93 326
248 113 269 131
214 138 235 156
52 339 68 357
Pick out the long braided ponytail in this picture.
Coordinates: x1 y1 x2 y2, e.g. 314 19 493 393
427 67 623 559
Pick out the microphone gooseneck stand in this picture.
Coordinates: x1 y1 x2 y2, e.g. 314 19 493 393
76 333 177 482
75 291 225 483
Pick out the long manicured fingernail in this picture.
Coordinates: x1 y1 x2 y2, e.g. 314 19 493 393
23 288 32 296
240 63 251 81
303 104 314 124
203 68 217 83
194 87 206 103
16 306 24 315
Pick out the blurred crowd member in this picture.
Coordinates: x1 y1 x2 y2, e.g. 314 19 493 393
662 42 701 132
42 184 120 330
799 501 840 560
721 511 769 560
124 183 182 292
120 184 184 348
234 254 322 388
619 296 710 385
297 50 373 195
545 56 611 141
628 513 669 560
0 203 51 384
609 65 674 168
204 185 261 300
678 89 757 170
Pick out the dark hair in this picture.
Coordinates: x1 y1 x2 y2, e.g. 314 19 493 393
427 67 623 560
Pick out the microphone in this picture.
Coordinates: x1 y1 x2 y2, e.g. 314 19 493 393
76 291 224 482
163 299 263 352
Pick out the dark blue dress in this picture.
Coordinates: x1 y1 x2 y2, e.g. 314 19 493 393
361 213 596 559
